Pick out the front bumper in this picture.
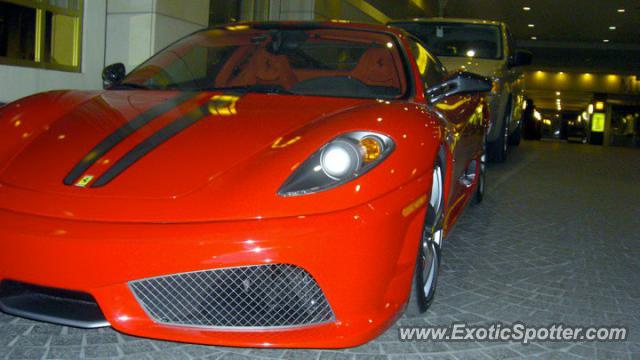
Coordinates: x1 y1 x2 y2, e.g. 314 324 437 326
0 177 429 348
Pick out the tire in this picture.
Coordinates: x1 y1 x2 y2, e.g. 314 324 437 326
406 160 444 316
535 124 543 140
487 114 509 163
472 139 486 205
509 121 522 146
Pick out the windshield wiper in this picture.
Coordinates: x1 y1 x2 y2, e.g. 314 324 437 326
204 85 293 95
110 83 154 90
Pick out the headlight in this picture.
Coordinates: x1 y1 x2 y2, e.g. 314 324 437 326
320 139 361 179
278 131 394 196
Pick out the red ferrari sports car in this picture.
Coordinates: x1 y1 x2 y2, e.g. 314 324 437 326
0 22 490 348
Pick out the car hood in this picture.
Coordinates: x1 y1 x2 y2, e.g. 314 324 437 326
1 90 372 197
0 90 375 214
438 57 504 78
0 90 438 223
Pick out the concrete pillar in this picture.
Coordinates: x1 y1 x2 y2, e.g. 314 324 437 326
105 0 209 71
238 0 387 23
239 0 270 21
269 0 316 20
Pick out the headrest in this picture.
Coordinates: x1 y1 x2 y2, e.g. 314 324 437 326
352 47 401 88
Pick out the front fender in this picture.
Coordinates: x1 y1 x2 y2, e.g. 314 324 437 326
181 101 444 220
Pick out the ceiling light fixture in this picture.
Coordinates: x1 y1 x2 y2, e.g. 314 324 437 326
603 39 610 43
523 6 531 11
531 36 537 40
617 9 625 13
556 91 561 96
609 26 617 30
528 24 535 28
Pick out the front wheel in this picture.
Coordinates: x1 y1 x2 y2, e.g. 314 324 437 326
487 114 509 163
472 141 486 205
406 162 444 316
509 121 522 146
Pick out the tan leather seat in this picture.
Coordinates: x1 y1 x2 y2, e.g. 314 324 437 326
351 47 401 89
227 48 298 89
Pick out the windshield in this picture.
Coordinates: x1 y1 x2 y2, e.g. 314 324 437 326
120 27 408 99
391 22 503 60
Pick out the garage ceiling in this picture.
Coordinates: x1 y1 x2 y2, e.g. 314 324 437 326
442 0 640 45
437 0 640 111
439 0 640 74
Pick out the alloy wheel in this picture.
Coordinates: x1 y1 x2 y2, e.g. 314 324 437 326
420 165 444 303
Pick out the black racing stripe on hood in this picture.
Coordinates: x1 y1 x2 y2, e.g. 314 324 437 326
90 104 210 187
63 92 198 186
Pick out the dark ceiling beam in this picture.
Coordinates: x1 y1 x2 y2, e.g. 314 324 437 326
519 40 640 52
520 47 640 76
366 0 438 20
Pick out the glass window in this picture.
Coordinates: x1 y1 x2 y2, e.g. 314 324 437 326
505 27 514 58
48 0 80 11
0 0 83 72
610 107 640 148
122 27 409 99
0 2 37 61
392 22 503 60
45 11 80 67
406 37 446 88
208 0 241 25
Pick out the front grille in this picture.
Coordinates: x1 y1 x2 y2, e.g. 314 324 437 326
0 280 109 328
129 264 335 329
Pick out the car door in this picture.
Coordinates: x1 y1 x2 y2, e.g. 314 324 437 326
406 37 486 224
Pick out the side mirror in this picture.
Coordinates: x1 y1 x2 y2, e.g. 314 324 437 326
102 63 126 89
426 72 492 104
509 50 533 67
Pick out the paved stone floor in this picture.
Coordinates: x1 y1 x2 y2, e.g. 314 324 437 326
1 140 639 359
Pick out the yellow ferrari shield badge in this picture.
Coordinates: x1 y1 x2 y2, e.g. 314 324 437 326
75 175 94 187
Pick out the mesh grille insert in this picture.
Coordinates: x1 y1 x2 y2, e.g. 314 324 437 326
129 264 334 328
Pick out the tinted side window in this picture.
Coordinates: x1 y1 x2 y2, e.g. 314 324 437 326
505 27 514 58
406 37 446 88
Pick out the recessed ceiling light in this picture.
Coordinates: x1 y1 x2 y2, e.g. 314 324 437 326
531 36 537 40
603 39 610 43
617 9 625 13
523 6 531 11
609 26 616 30
556 91 561 96
528 24 535 28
